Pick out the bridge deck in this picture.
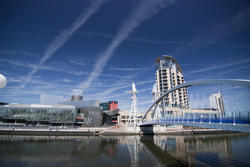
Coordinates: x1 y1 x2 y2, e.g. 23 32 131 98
140 120 250 133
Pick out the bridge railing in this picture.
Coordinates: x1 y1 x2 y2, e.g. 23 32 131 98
151 111 250 125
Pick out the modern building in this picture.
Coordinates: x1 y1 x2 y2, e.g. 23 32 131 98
100 101 119 125
118 110 143 124
0 89 120 127
0 103 76 125
58 91 120 126
209 92 225 117
153 55 189 109
58 91 103 127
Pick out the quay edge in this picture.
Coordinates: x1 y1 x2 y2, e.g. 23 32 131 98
0 125 235 136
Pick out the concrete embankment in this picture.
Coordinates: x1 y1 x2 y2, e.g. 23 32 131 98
0 127 105 136
0 125 231 136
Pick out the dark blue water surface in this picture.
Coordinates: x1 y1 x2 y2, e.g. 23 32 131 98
0 133 250 167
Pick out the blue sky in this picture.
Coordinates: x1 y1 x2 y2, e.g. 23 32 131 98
0 0 250 112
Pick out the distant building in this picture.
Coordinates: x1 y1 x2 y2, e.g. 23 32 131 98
100 101 119 125
118 110 143 124
59 90 103 127
153 55 189 109
0 88 120 127
59 90 119 126
209 92 225 117
0 103 76 125
71 89 83 101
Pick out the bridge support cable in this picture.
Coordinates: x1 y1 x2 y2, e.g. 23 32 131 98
190 93 195 123
200 94 205 123
194 93 199 122
140 79 250 133
142 79 250 121
183 111 185 122
233 112 236 125
153 101 160 120
209 95 213 124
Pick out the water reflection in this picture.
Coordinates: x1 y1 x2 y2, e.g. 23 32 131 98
151 134 235 166
0 133 249 167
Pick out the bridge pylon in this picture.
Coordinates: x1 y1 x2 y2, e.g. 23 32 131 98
128 82 138 127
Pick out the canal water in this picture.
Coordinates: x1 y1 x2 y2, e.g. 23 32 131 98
0 133 250 167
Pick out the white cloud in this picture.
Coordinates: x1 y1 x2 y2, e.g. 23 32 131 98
7 78 23 83
136 80 154 85
187 57 250 74
69 60 87 66
0 58 89 76
87 79 154 100
61 79 72 83
109 67 151 71
101 73 137 79
137 87 152 94
172 8 250 57
218 64 250 75
26 63 63 72
69 71 89 76
0 49 37 57
78 0 175 90
0 58 27 67
80 31 184 45
19 0 107 89
138 99 153 105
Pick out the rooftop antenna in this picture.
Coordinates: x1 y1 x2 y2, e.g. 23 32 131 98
71 89 83 101
72 89 83 96
128 82 138 127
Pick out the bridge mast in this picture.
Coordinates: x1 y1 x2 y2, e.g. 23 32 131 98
128 82 138 127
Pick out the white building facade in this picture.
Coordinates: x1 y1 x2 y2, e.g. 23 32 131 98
153 55 189 109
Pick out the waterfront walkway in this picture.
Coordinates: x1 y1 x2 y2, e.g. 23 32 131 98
0 124 227 136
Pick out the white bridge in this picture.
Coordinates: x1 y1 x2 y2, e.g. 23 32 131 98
140 79 250 133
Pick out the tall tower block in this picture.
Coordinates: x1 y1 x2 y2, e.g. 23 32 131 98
153 55 189 109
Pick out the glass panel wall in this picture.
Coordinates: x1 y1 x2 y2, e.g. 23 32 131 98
0 106 76 124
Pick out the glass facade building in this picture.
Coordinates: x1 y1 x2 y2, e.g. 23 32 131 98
0 104 76 124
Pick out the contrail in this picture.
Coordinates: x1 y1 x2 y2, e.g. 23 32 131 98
79 0 174 90
20 0 107 88
172 8 250 57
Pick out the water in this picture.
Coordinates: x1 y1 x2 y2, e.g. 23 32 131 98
0 133 250 167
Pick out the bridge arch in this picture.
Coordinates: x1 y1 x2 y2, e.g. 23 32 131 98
142 79 250 120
